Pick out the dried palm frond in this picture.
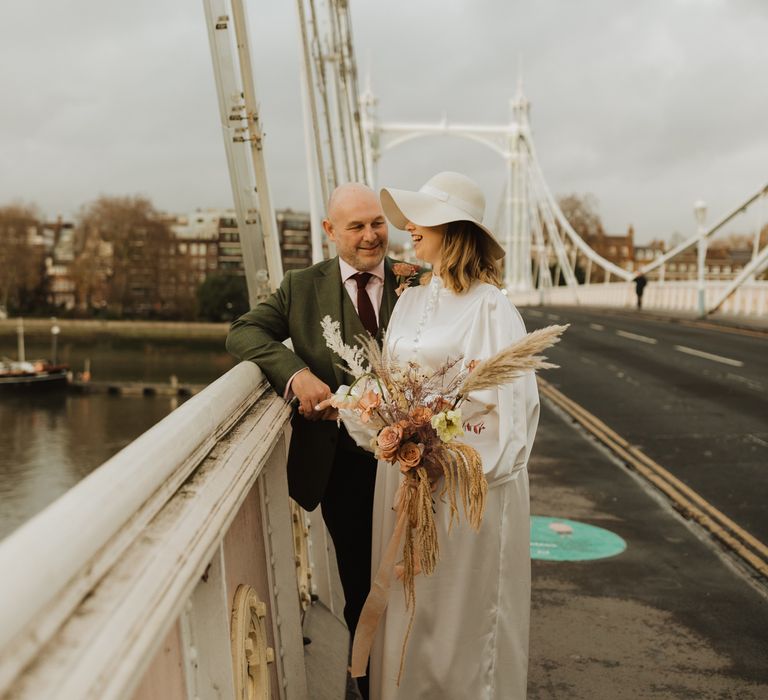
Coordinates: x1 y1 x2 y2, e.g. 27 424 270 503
457 323 569 396
321 315 369 377
415 468 438 575
354 332 385 376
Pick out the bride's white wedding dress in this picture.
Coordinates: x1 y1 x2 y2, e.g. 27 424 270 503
345 275 539 700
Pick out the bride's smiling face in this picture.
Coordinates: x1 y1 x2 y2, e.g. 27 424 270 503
406 221 446 268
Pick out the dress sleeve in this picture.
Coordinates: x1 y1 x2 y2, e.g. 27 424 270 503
458 288 540 484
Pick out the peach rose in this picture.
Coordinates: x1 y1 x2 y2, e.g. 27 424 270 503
358 389 381 423
397 441 424 472
377 424 404 461
392 262 419 277
409 406 433 428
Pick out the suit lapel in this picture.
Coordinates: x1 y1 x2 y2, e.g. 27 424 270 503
314 258 347 388
378 257 398 338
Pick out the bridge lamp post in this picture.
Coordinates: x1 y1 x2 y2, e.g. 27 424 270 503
694 200 708 316
50 322 60 365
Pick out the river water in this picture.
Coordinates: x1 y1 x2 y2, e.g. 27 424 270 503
0 333 236 540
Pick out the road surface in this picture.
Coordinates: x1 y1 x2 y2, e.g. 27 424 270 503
518 305 768 543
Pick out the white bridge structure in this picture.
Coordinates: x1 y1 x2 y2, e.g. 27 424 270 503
358 85 768 318
0 2 765 700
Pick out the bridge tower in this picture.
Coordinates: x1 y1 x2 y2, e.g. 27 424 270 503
359 79 595 292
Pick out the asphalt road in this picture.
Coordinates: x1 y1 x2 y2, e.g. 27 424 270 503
518 305 768 544
528 402 768 697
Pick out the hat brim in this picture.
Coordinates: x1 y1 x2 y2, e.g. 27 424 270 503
380 187 505 260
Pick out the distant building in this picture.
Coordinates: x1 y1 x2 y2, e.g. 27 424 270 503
634 239 666 267
216 212 244 275
169 208 316 277
662 246 752 281
573 225 635 282
590 225 635 272
37 207 347 317
177 207 323 276
276 209 314 270
169 210 220 300
631 233 757 282
45 219 77 309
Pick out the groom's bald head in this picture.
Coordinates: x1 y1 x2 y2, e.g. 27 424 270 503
323 183 389 271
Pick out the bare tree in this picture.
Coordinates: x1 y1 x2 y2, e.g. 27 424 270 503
557 193 606 241
557 193 608 281
75 196 176 316
0 203 46 313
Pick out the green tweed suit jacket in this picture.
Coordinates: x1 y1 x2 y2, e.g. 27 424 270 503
226 256 399 510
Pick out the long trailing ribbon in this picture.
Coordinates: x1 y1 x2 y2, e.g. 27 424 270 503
350 445 487 682
350 505 408 678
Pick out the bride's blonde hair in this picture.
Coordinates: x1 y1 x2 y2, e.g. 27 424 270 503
422 221 502 293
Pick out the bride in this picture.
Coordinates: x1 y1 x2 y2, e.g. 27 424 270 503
334 171 540 699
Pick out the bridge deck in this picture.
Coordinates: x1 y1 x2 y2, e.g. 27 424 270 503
526 400 767 697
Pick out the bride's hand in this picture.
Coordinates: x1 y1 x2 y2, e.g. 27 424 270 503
313 397 339 421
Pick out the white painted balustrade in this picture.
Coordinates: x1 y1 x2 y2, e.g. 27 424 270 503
0 362 317 700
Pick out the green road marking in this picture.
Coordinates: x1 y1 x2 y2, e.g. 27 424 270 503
531 516 627 561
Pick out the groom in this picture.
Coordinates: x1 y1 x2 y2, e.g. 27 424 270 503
226 183 398 697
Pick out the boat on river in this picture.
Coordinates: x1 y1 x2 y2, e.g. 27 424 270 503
0 359 69 390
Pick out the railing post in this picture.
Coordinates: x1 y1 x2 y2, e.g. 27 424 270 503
694 200 708 317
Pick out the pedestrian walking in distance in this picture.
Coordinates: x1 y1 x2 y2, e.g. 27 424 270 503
634 273 647 309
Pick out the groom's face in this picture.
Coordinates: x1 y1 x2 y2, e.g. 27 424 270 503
323 187 389 271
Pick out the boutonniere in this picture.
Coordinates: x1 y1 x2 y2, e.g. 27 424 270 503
392 262 421 296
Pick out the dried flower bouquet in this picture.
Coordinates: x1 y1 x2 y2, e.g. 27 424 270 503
321 314 568 679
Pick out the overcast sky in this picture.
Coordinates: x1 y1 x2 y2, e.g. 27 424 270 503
1 0 766 245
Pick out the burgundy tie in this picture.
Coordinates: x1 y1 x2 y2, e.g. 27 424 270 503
352 272 378 337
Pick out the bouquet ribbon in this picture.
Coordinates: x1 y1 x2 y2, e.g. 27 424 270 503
350 504 408 678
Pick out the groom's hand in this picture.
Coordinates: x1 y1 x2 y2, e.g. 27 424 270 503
292 369 332 421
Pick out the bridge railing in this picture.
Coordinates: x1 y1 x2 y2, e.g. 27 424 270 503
0 362 316 700
509 280 768 317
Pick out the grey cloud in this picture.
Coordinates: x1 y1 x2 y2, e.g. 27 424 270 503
0 0 765 245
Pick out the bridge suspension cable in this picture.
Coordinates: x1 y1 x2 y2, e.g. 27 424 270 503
295 0 369 261
202 0 283 304
638 184 768 278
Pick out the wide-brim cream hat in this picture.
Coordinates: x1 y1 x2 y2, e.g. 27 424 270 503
380 171 505 260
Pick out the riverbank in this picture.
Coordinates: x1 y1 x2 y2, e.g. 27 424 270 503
0 318 230 341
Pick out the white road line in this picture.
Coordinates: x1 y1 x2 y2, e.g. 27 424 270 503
674 345 744 367
589 323 605 331
527 309 543 317
616 330 658 345
546 313 560 321
727 373 764 391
